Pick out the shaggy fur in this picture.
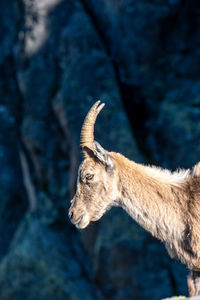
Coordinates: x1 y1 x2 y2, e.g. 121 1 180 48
68 101 200 297
69 150 200 296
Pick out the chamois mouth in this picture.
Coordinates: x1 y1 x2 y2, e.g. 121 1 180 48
74 216 83 226
75 214 90 229
68 207 90 229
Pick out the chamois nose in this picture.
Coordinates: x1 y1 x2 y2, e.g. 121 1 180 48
68 210 73 220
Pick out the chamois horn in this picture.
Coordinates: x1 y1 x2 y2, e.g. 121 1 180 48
80 100 105 158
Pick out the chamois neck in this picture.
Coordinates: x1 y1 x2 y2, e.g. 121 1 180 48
111 152 187 242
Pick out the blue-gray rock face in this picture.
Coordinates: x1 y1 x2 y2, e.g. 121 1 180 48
0 0 200 299
0 0 27 260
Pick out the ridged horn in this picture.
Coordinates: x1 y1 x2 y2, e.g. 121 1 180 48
80 100 105 158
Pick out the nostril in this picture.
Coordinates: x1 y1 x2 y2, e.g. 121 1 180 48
69 210 73 220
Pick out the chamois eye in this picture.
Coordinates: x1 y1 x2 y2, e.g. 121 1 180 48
85 174 94 181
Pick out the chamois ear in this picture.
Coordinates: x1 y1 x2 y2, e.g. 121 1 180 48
93 141 115 171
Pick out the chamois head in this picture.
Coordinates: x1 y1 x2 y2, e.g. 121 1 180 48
68 101 118 229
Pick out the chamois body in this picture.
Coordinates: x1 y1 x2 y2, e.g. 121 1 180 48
68 101 200 296
110 152 200 271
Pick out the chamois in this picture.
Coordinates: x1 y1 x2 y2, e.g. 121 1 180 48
68 101 200 297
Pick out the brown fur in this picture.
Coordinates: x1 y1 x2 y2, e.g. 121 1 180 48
188 271 200 296
69 142 200 296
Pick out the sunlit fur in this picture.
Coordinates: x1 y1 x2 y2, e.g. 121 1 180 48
142 164 190 187
68 99 200 296
69 147 200 296
70 157 119 229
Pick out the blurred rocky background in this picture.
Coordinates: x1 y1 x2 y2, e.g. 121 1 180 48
0 0 200 299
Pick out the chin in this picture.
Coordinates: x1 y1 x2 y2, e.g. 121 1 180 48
76 222 89 229
76 215 90 229
91 214 102 222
